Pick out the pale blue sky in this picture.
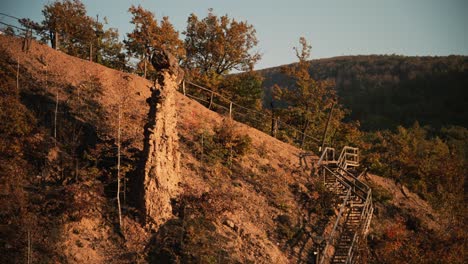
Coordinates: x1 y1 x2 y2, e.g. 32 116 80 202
2 0 467 70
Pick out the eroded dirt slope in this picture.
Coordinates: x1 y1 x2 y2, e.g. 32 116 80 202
0 35 444 263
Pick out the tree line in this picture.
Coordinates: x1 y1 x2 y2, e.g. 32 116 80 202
2 1 466 262
11 0 337 148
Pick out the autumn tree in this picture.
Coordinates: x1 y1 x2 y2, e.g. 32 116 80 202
125 5 185 78
274 37 343 149
39 0 125 65
41 0 95 56
183 9 261 88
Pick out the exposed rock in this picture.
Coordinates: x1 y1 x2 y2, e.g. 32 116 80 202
140 50 183 230
224 219 236 229
151 49 184 84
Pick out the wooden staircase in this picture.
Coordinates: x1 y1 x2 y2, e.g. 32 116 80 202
317 147 373 264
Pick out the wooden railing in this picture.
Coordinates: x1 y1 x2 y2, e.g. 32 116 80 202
319 166 352 264
317 146 373 264
337 146 359 170
180 80 321 149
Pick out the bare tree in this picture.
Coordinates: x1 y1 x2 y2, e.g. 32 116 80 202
54 85 59 144
116 104 122 229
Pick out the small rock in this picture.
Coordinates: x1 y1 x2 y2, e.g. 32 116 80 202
223 219 235 229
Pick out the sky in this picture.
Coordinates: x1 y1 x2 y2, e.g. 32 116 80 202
2 0 467 70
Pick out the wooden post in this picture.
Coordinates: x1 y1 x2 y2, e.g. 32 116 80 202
22 29 31 52
55 32 59 50
208 91 214 109
16 57 19 92
300 119 310 148
89 43 93 62
271 116 278 138
27 29 32 51
182 80 186 95
229 102 233 118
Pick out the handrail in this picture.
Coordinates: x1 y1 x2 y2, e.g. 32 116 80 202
345 194 373 264
319 166 352 264
317 147 335 166
317 146 373 264
323 166 351 190
343 189 372 264
337 146 359 169
335 167 371 200
182 81 322 144
320 190 351 264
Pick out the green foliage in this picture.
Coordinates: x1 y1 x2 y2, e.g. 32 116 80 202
220 71 264 110
275 214 299 240
273 37 346 149
367 182 393 204
195 119 252 165
439 125 468 162
261 55 468 131
362 123 466 216
97 27 128 71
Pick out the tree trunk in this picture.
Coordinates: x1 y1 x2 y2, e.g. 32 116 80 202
54 32 59 50
208 91 214 109
270 104 278 137
50 31 55 49
54 86 59 144
117 104 122 229
144 57 147 79
300 119 310 148
89 43 93 62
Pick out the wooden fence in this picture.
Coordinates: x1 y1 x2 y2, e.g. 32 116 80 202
181 80 321 150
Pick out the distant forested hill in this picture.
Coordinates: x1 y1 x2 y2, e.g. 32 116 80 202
259 55 468 130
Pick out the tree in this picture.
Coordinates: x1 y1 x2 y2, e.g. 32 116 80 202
98 27 128 70
125 5 185 78
219 71 264 109
41 0 95 57
275 37 343 149
40 1 128 68
183 9 261 87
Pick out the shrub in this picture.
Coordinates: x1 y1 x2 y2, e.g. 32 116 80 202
195 119 252 165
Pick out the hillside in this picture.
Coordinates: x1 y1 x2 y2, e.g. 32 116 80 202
259 55 468 131
0 34 318 263
0 35 460 264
